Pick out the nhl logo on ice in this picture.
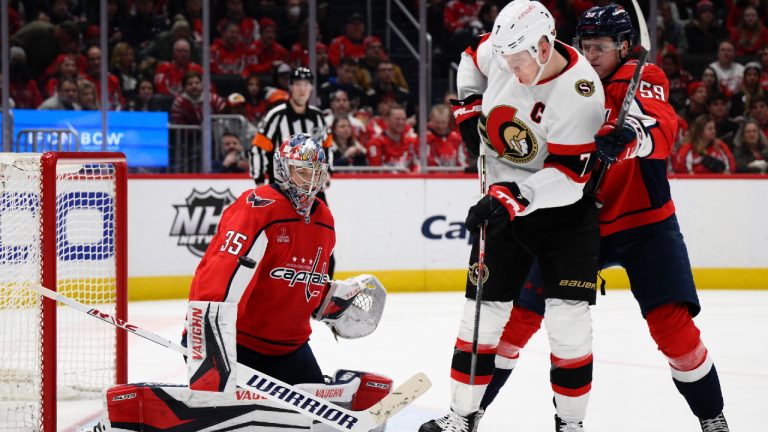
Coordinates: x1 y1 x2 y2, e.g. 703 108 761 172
479 105 538 164
468 262 490 286
170 188 237 257
575 79 595 97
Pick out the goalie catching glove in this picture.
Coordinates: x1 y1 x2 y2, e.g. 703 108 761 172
313 274 387 339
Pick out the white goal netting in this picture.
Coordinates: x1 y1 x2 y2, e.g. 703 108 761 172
0 153 122 431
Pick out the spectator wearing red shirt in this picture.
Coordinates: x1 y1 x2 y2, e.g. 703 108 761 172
328 13 375 67
154 39 203 97
443 0 483 34
169 71 227 124
210 22 257 75
245 18 289 76
674 114 736 174
367 105 419 169
83 45 125 109
8 48 43 109
216 0 259 45
44 54 81 98
426 104 465 168
729 6 768 57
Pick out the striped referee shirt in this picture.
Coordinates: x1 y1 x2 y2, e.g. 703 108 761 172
250 101 331 183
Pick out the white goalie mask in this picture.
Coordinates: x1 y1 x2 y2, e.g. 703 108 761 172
490 0 557 85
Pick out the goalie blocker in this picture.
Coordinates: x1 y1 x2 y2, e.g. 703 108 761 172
103 369 393 432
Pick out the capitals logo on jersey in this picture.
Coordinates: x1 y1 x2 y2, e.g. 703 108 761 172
478 105 539 163
246 191 274 208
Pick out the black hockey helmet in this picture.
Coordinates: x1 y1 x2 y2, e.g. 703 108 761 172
290 67 314 84
575 4 635 49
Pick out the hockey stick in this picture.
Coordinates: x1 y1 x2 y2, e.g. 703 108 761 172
591 0 651 193
32 284 431 432
469 142 488 385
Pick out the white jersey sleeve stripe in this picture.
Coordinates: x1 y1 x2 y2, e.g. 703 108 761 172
224 232 269 304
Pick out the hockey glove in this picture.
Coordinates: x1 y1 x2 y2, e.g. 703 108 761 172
701 155 726 173
465 182 529 235
595 119 638 164
450 94 483 158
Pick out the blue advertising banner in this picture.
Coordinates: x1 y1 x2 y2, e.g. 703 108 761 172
0 110 169 167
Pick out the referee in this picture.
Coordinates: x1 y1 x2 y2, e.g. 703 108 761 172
250 67 331 184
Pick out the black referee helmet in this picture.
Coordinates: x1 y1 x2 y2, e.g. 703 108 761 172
290 67 314 84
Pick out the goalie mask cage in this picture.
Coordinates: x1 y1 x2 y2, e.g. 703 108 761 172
0 152 128 431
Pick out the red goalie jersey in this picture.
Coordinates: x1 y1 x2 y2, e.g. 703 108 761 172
188 184 335 355
597 61 679 236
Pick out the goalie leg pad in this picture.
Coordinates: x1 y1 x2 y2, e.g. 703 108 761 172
105 383 311 431
187 301 237 393
297 369 393 432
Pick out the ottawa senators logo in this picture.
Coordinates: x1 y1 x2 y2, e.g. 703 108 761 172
575 79 595 97
468 262 490 286
478 105 538 163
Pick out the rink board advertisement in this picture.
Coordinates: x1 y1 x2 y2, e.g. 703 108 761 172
0 110 168 167
125 176 768 299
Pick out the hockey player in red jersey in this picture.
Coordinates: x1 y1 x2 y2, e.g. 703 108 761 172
186 133 373 386
479 5 730 432
421 1 606 431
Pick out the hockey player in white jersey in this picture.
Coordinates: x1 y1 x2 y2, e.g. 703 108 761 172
420 1 605 431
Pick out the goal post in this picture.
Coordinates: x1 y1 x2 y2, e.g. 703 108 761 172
0 152 128 431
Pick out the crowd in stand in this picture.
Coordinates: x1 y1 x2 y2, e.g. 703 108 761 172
3 0 768 174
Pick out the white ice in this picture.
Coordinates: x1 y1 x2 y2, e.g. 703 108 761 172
60 290 765 431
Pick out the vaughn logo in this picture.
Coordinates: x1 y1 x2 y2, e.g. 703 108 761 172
170 188 237 257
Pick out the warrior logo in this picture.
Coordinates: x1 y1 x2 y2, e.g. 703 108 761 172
468 262 490 286
170 188 237 257
479 105 538 164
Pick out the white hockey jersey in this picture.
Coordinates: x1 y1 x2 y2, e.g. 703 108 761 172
457 36 606 215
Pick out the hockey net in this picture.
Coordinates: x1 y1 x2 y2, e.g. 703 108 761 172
0 152 127 431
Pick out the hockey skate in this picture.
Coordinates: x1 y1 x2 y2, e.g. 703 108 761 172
555 414 585 432
418 409 483 432
699 412 729 432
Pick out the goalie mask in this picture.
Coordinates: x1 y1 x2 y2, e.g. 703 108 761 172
490 0 556 85
273 133 329 221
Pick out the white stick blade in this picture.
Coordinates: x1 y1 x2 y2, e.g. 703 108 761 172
366 372 432 425
630 0 651 51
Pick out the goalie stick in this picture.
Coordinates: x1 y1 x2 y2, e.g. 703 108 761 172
32 284 431 432
592 0 651 193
